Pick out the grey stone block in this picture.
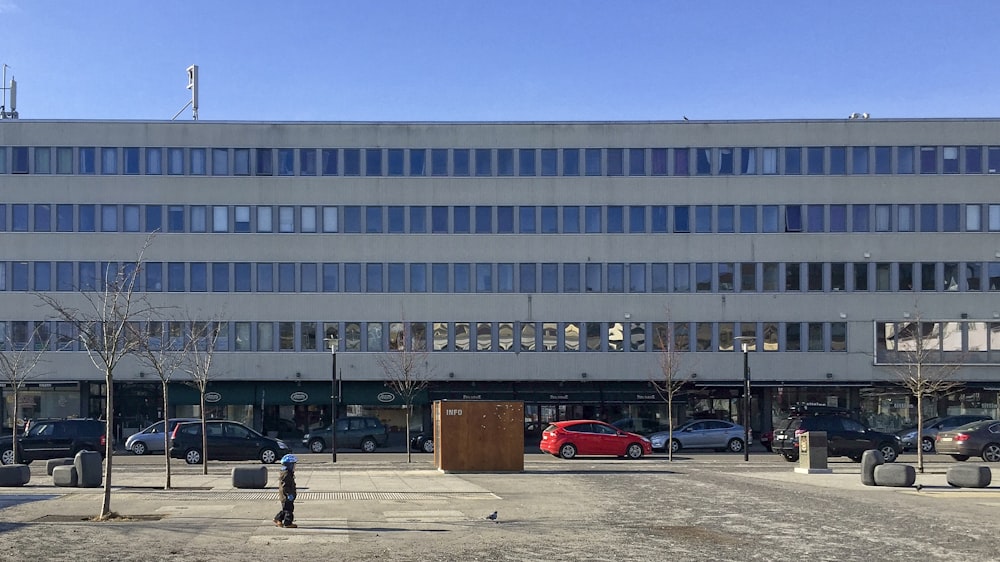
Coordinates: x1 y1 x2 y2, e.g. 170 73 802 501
860 449 885 486
874 463 916 487
0 464 31 487
232 466 268 489
947 464 992 488
47 458 75 476
74 450 103 488
52 465 78 487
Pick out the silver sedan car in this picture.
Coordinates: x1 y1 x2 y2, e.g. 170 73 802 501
649 420 749 454
124 418 200 455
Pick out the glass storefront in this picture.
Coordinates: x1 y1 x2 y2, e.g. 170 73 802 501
2 383 82 429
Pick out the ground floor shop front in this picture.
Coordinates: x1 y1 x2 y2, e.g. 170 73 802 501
4 380 999 442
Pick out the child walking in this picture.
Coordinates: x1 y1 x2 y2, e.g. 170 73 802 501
273 454 298 528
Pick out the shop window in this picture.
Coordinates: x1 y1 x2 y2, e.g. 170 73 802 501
454 322 470 351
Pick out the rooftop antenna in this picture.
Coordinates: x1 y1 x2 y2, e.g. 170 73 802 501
172 64 198 120
1 64 18 119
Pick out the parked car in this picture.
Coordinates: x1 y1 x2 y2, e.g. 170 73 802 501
759 430 773 452
540 420 651 459
649 420 749 453
772 410 901 463
935 420 1000 462
610 417 668 436
302 416 388 453
1 418 107 465
410 432 434 453
169 420 290 464
895 414 992 452
263 417 306 441
125 418 200 455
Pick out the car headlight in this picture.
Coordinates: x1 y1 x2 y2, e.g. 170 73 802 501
278 441 289 449
902 431 916 439
641 437 651 443
302 433 310 439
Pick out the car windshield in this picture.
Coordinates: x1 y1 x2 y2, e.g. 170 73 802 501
900 417 940 430
954 420 993 432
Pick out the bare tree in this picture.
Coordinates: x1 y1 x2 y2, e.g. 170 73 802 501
179 316 224 475
881 311 963 473
37 235 155 520
0 323 48 464
131 317 183 488
377 321 433 463
648 320 691 462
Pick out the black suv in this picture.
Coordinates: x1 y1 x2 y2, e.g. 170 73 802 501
0 418 107 465
772 406 902 463
169 420 290 464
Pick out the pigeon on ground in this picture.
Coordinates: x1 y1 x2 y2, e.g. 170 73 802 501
914 484 923 492
486 511 498 522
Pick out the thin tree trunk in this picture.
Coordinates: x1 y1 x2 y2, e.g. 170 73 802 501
201 392 208 475
163 382 171 489
667 397 674 462
101 373 114 519
10 390 19 464
916 393 924 473
405 403 412 463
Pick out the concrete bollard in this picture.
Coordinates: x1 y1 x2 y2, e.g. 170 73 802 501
947 465 992 488
860 449 884 486
0 464 31 487
74 450 103 488
874 463 916 487
232 466 268 489
47 458 75 476
52 465 79 487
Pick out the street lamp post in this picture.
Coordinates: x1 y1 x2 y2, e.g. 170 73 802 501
734 336 753 463
327 337 339 463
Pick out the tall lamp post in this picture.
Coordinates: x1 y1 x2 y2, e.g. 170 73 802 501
734 336 753 462
326 336 339 463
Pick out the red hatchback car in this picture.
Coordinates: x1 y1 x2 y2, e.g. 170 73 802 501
540 420 652 459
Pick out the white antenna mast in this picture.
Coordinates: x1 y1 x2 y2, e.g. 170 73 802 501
172 64 199 120
1 64 18 119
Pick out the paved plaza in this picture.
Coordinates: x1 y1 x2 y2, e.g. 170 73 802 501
0 452 998 561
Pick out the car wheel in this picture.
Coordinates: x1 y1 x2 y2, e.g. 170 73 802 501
879 444 898 463
625 443 644 459
308 438 325 453
1 448 15 465
848 454 863 463
260 448 277 464
360 437 377 453
921 437 935 453
131 442 147 456
782 453 798 462
559 443 577 459
981 443 1000 463
950 454 969 461
670 439 681 454
184 448 202 465
727 438 744 453
422 439 434 453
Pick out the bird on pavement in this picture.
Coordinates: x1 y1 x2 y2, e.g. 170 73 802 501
486 511 498 522
914 484 923 492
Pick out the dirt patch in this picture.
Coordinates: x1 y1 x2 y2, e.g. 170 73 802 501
35 514 165 523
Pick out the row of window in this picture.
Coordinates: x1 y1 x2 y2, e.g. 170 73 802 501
0 320 849 353
3 261 998 294
3 145 1000 177
5 203 1000 234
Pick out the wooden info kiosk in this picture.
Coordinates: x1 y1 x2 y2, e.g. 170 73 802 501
433 400 524 472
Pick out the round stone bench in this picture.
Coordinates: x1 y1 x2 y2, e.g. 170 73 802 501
74 450 103 488
47 458 75 476
947 464 992 488
232 466 268 489
873 463 916 487
860 449 885 487
52 465 79 487
0 464 31 487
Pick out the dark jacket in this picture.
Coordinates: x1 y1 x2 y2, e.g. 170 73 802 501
278 468 297 500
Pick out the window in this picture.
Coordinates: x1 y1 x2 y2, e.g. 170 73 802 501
740 263 756 291
785 147 801 174
875 205 891 232
56 147 73 174
695 206 712 233
388 206 404 233
321 149 338 175
518 149 535 176
190 148 206 175
366 206 383 233
785 262 801 291
344 206 362 233
651 148 667 175
431 149 448 176
365 148 382 176
563 149 580 176
920 204 937 232
651 263 667 292
585 148 602 175
277 148 294 175
740 147 756 174
365 263 382 292
541 206 558 233
79 147 96 174
585 263 601 292
497 149 514 176
190 263 208 292
785 205 802 232
256 148 273 175
854 263 869 291
585 206 601 233
541 149 557 176
674 148 690 175
898 262 914 291
101 205 118 232
942 204 960 232
874 146 891 174
301 263 318 292
920 146 937 174
628 206 646 233
607 148 624 176
322 207 338 233
190 206 207 232
344 149 361 176
258 263 274 292
673 263 690 292
123 205 139 232
167 148 184 175
409 149 425 176
212 148 228 175
829 147 846 174
519 263 535 293
409 206 425 233
34 204 51 232
101 147 117 174
897 146 914 174
212 263 229 292
674 206 690 233
432 263 448 292
475 149 491 176
965 146 982 174
876 263 891 291
563 206 580 233
167 263 185 292
388 148 404 176
476 263 493 292
343 263 361 292
852 146 869 174
831 263 846 291
453 206 470 234
943 147 959 174
322 263 339 292
498 263 514 293
432 206 448 233
212 206 228 232
409 263 425 292
718 263 734 291
541 263 558 293
808 263 823 291
453 263 470 292
808 323 824 351
33 146 51 174
898 204 915 232
453 149 470 176
695 263 712 292
234 149 250 175
852 205 870 232
762 206 779 233
607 263 624 292
696 148 712 175
807 205 824 232
786 323 801 351
717 206 734 233
57 205 73 232
607 206 623 233
563 263 580 292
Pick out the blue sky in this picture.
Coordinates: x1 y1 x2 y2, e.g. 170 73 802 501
3 1 999 121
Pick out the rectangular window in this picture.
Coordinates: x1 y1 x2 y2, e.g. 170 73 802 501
409 206 426 233
365 206 383 233
876 263 891 291
123 205 139 232
582 148 602 176
808 263 823 291
740 263 756 291
541 206 558 234
606 206 623 233
475 149 492 176
56 204 74 232
898 262 914 291
300 263 318 292
807 205 824 232
852 205 870 232
785 263 801 291
322 263 339 292
432 263 448 293
695 263 712 292
78 204 95 232
452 206 470 234
497 149 514 176
966 146 982 174
518 148 535 176
898 204 915 232
32 146 50 174
190 205 207 232
718 263 734 291
278 322 295 351
453 263 470 293
740 147 756 174
673 263 690 292
831 263 846 291
539 263 558 293
851 146 869 174
874 146 891 174
167 148 184 175
101 147 117 174
674 148 690 176
408 263 425 292
79 147 96 174
716 205 734 233
943 146 959 174
409 149 426 176
585 263 601 293
920 146 937 174
562 207 580 233
431 149 448 176
694 206 712 233
190 263 208 292
920 204 937 232
607 263 624 292
343 263 361 292
830 205 846 232
990 205 1000 231
854 263 869 291
432 206 448 233
387 206 404 233
56 147 73 174
365 148 382 176
784 147 801 174
343 206 361 233
808 323 824 351
365 263 383 292
34 204 51 232
807 147 824 175
212 148 228 175
606 148 624 176
476 263 493 292
562 148 580 176
762 206 779 233
696 148 712 175
498 263 514 293
344 149 361 176
942 204 960 232
210 206 227 232
897 146 914 174
585 206 601 233
9 147 26 173
234 149 250 175
651 263 667 292
541 149 557 176
717 148 733 174
322 207 338 233
785 205 802 232
167 263 185 292
255 148 273 175
188 148 205 175
387 148 404 176
518 263 536 293
875 205 891 232
211 263 229 292
101 205 118 232
563 263 580 293
258 263 274 292
673 206 690 233
34 262 51 291
321 149 338 175
967 204 982 231
453 149 470 176
829 147 846 174
276 148 294 175
786 323 801 352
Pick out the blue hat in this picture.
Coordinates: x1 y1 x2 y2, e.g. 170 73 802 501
281 454 298 465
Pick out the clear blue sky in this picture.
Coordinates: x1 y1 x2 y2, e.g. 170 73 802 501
3 1 999 121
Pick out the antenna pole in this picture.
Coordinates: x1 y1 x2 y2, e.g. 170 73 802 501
172 64 199 120
0 64 16 119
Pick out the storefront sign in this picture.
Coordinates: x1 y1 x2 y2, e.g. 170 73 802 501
377 392 396 403
290 391 308 403
205 392 222 403
549 394 569 400
462 394 482 400
635 394 656 400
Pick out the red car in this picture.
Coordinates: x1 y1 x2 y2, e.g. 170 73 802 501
540 420 652 459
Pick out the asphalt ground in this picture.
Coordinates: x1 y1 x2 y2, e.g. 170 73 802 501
1 451 998 562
